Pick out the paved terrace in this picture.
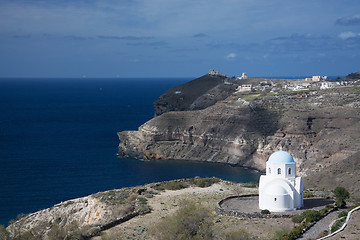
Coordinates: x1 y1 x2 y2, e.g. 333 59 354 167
219 195 334 216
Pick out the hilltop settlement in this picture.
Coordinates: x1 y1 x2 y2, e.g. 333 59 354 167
210 69 356 92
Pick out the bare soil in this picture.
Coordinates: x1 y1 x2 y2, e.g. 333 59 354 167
91 181 359 240
92 182 295 240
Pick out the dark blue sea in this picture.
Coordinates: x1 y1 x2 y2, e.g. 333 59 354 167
0 78 261 226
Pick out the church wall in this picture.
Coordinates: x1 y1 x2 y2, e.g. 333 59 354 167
261 193 292 211
265 163 296 179
294 177 304 208
259 178 296 212
285 163 295 178
260 151 303 212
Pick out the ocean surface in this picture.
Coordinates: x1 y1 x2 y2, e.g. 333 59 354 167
0 78 261 226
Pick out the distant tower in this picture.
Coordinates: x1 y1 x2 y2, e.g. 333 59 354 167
208 69 226 77
259 151 303 212
237 73 248 80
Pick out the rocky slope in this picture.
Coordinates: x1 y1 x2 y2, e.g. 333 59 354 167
343 70 360 81
6 187 153 239
153 74 229 116
118 74 360 193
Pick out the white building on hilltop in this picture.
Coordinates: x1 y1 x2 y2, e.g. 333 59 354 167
305 76 328 81
237 72 248 80
208 69 226 77
259 151 303 212
236 84 252 92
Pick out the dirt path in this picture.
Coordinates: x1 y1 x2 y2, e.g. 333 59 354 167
298 209 341 240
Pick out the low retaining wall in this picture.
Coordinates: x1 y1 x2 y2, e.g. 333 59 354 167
83 211 141 239
317 205 360 240
216 194 292 219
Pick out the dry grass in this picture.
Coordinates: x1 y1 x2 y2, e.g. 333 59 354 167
91 181 295 240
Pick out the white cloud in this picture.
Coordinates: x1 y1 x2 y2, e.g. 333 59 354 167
338 31 360 40
225 53 237 60
336 14 360 26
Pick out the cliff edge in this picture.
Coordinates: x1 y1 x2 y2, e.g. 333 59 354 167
118 74 360 193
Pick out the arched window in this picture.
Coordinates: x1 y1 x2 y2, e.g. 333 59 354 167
277 168 281 175
269 168 271 174
288 168 292 175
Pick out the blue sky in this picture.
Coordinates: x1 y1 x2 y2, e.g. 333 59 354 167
0 0 360 78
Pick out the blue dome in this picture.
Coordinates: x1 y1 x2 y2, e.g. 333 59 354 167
267 151 295 164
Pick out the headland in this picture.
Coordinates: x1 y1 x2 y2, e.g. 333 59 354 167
118 70 360 194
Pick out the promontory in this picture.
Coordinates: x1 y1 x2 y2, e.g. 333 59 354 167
118 70 360 193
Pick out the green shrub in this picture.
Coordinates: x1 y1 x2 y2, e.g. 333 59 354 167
261 209 270 214
137 197 151 214
138 197 148 205
325 204 333 211
334 187 350 208
338 211 348 218
192 177 220 188
164 181 187 190
150 200 214 240
335 198 346 208
292 214 305 223
139 204 152 215
331 217 346 233
151 183 165 191
224 229 252 240
303 192 314 198
93 189 131 205
271 228 289 240
287 225 304 239
302 210 321 223
242 182 258 188
319 209 327 215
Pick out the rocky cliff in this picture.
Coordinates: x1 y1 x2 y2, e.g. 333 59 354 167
118 75 360 193
6 187 153 239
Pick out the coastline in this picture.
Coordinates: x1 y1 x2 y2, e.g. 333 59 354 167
0 77 261 227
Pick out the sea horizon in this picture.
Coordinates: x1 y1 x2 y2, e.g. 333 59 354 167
0 74 345 80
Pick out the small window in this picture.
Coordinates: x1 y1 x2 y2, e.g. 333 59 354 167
269 168 271 174
288 168 292 175
277 168 281 175
274 198 277 201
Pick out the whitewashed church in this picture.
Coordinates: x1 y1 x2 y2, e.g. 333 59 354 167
259 151 303 212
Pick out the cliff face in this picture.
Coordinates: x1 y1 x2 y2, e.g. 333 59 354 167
118 76 360 192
